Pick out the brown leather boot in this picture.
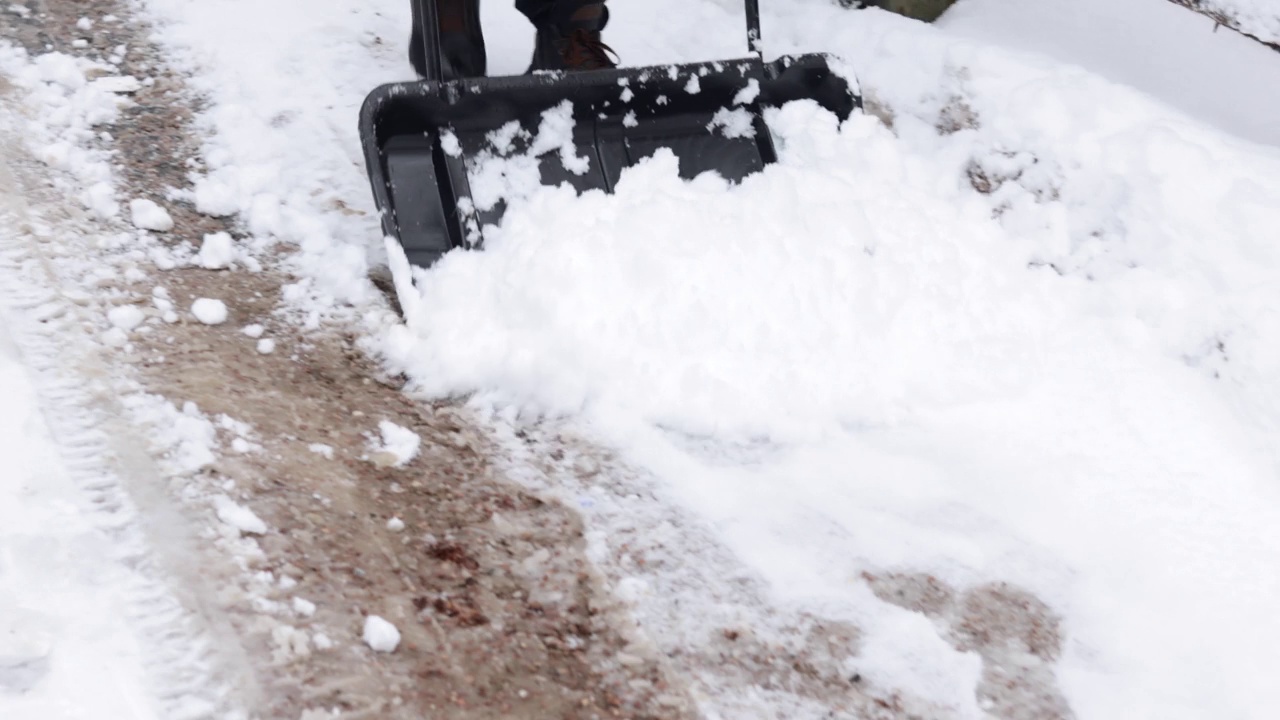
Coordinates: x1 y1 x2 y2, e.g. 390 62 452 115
526 1 618 73
409 0 487 80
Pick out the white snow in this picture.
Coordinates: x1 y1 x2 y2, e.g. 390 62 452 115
732 78 760 105
292 597 316 617
255 338 275 354
106 304 145 331
370 420 420 468
196 231 234 269
939 0 1280 146
366 2 1280 718
129 198 173 231
1197 0 1280 44
0 309 163 718
92 75 141 94
707 107 755 138
193 180 238 217
241 323 264 338
57 0 1280 716
527 100 590 175
386 517 405 532
213 494 268 535
361 615 399 653
191 297 227 325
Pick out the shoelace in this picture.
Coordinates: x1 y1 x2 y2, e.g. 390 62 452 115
557 28 619 70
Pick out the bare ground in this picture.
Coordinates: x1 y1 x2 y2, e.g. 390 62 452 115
1 1 1078 718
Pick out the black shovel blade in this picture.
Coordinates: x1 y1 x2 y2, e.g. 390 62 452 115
359 54 858 269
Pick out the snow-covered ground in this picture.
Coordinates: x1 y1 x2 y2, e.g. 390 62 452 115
0 159 201 720
939 0 1280 146
3 0 1279 717
0 273 159 719
0 45 245 720
1194 0 1280 44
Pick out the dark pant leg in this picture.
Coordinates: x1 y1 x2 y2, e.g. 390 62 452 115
409 0 487 79
514 0 557 23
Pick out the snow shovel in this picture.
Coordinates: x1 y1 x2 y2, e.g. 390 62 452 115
358 0 860 271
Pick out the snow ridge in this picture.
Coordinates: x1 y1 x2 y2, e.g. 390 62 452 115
0 236 243 719
0 47 245 720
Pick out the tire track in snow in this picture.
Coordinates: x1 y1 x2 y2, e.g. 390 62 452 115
0 79 246 720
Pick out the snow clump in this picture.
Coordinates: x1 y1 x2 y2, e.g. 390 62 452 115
191 298 228 325
369 421 420 468
212 495 267 535
129 198 174 231
107 305 145 331
362 615 400 653
197 232 235 269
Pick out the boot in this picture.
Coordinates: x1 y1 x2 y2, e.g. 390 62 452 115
526 1 618 73
409 0 487 81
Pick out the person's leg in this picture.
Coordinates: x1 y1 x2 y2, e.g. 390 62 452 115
519 0 616 73
408 0 487 80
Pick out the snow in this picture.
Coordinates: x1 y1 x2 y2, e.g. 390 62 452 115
255 338 275 354
1 20 252 720
190 297 227 325
1198 0 1280 44
733 78 760 105
386 517 405 532
361 615 399 653
17 0 1278 716
708 106 755 138
939 0 1280 146
197 231 235 269
129 198 174 231
292 597 316 617
107 304 145 331
369 420 420 468
364 2 1280 718
0 311 163 718
212 495 268 535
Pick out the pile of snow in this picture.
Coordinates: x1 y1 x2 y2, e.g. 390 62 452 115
374 3 1280 719
0 47 139 218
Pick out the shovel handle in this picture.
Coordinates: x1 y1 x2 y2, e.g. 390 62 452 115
415 0 444 83
745 0 763 57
